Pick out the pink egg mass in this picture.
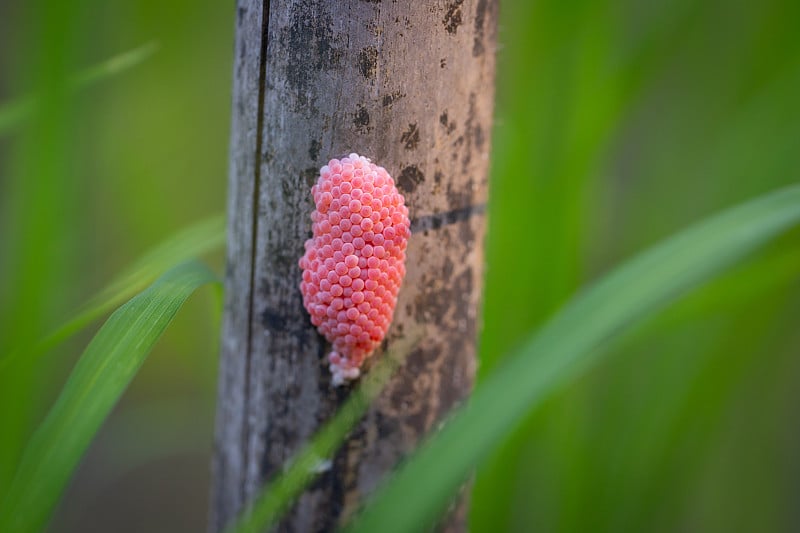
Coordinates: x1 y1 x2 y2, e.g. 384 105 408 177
299 153 410 386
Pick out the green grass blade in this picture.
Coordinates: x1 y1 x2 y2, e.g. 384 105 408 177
0 260 219 533
0 42 158 136
71 42 159 89
345 184 800 533
0 213 225 371
0 98 34 135
225 333 421 533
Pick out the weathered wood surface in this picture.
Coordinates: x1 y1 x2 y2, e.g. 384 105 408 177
212 0 498 531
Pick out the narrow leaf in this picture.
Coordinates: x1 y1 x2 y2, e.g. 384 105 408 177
0 42 158 136
0 213 225 371
345 184 800 532
0 260 218 533
225 333 421 533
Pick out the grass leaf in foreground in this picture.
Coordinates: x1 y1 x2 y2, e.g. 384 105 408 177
225 333 421 533
345 184 800 532
0 42 158 136
0 261 218 533
0 213 225 371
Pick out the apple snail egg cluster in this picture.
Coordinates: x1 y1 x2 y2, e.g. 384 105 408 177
298 153 410 386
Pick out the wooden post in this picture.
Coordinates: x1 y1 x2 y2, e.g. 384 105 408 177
212 1 498 530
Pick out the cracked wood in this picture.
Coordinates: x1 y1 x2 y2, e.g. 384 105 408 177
212 1 498 531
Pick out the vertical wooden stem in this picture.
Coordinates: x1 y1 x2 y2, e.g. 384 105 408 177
212 1 497 530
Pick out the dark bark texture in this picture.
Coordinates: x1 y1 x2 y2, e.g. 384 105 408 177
212 0 498 531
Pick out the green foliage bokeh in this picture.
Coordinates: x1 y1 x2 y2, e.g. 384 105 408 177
1 0 799 532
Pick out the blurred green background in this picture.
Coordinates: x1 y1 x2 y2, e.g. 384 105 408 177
1 1 799 532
